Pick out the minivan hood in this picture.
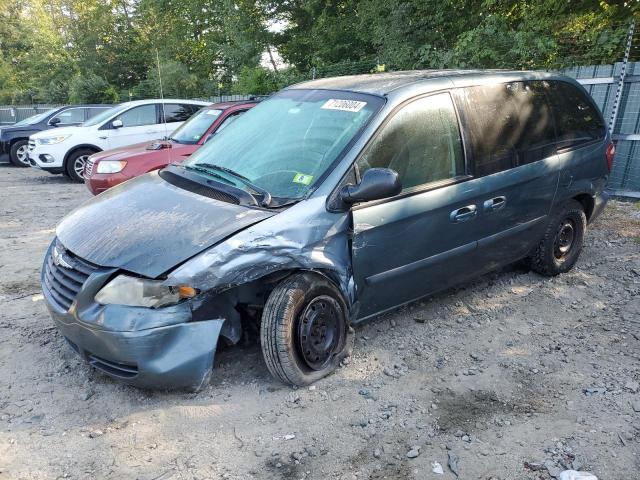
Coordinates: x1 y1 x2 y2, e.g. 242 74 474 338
56 172 275 277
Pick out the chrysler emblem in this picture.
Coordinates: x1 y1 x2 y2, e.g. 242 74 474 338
52 246 73 269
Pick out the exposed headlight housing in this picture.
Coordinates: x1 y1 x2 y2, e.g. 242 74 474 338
37 135 71 145
95 275 198 308
96 160 127 174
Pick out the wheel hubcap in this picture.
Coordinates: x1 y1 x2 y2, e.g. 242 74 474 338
554 219 575 259
74 155 89 177
16 145 28 165
298 296 343 370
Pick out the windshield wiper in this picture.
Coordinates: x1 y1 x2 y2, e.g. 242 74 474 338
190 162 272 207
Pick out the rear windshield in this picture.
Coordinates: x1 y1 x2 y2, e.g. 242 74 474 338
183 90 384 200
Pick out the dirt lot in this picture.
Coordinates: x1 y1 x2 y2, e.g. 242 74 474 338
1 166 639 480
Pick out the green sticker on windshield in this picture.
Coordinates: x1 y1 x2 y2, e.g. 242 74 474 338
292 172 314 185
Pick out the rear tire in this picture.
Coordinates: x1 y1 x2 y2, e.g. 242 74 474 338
528 200 586 276
9 140 29 167
65 148 95 182
260 273 352 386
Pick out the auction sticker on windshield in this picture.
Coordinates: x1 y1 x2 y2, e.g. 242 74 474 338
292 173 314 185
321 99 367 113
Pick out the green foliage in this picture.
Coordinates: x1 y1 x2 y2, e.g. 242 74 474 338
234 66 279 95
68 73 119 104
0 0 638 104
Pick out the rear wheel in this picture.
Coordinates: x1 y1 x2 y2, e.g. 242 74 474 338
9 140 29 167
65 148 95 182
260 273 351 385
529 200 586 276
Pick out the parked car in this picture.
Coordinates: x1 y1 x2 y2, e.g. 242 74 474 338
28 99 210 182
84 100 258 195
41 71 612 390
0 105 111 167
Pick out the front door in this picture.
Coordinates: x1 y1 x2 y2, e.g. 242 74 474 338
351 92 484 320
107 104 163 149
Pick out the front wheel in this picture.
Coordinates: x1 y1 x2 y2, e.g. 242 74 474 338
65 148 96 182
260 273 351 385
528 200 587 276
9 140 29 167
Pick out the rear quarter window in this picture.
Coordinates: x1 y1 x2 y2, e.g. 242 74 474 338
546 81 605 150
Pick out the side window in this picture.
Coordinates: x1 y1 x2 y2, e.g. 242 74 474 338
356 93 465 191
512 81 556 166
52 108 85 125
460 82 557 175
216 110 246 133
546 81 605 149
116 104 157 127
163 104 194 123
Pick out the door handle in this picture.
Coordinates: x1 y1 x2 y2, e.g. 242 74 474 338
146 130 159 134
98 135 107 140
450 205 477 223
483 196 506 212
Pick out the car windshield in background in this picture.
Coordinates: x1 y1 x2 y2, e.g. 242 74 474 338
183 90 384 200
82 104 125 127
171 109 223 144
14 109 55 126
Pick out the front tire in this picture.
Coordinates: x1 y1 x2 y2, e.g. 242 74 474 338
260 273 351 385
65 148 95 182
529 200 587 276
9 140 29 167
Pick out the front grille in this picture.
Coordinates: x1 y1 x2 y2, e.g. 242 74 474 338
28 139 35 151
159 169 240 205
88 353 138 378
43 242 98 311
84 158 94 178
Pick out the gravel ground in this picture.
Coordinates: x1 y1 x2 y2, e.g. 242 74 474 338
1 166 639 480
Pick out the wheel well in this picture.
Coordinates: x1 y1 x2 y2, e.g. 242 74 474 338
9 137 28 147
572 194 595 222
63 145 101 165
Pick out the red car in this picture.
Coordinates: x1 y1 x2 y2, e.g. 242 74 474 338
84 100 258 194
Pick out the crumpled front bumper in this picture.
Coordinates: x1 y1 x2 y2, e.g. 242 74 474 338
42 244 224 391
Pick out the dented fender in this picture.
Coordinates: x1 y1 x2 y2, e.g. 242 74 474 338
166 196 356 305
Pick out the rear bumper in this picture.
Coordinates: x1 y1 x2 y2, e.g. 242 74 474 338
590 190 609 223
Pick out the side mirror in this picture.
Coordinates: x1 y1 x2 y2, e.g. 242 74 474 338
111 119 123 129
49 117 61 126
340 168 401 205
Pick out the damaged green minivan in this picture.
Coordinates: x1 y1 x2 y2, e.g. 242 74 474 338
42 70 612 390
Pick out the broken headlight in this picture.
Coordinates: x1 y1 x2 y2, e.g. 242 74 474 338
95 275 197 308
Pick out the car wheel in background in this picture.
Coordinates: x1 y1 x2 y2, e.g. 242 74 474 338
65 148 95 182
529 200 587 276
261 272 352 386
9 140 29 167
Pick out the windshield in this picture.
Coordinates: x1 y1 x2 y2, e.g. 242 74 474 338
183 89 383 200
14 109 55 127
171 108 223 144
82 104 125 127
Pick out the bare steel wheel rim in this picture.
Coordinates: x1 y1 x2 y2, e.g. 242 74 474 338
297 295 344 371
74 155 89 178
16 145 28 165
553 219 575 260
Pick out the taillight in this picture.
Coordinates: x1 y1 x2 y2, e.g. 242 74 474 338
605 141 615 172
